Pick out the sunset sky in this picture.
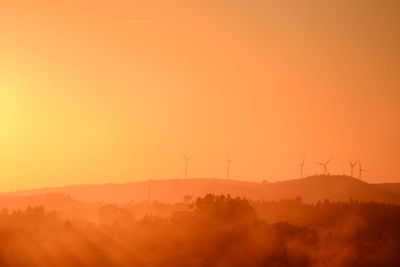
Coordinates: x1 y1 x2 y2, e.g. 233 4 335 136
1 0 399 191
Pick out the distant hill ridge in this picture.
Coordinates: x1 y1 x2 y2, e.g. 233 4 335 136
0 193 83 210
2 176 400 205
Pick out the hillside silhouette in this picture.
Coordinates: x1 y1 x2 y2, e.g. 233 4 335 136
3 176 400 205
375 182 400 196
257 175 400 204
0 193 82 210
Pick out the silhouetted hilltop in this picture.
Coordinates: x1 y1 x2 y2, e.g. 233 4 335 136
2 176 400 205
2 179 258 203
256 175 400 204
374 183 400 196
0 193 83 210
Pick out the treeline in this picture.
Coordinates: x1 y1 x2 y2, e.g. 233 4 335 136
253 197 400 226
0 195 399 266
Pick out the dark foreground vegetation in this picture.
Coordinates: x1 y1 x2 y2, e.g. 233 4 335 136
0 195 399 267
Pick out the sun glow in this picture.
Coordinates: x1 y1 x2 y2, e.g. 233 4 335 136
1 0 399 192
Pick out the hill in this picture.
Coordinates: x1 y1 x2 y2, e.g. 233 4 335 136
2 179 258 203
2 176 400 205
257 175 400 204
0 193 83 210
374 183 400 196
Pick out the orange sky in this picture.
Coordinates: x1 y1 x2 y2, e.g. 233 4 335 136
1 0 400 191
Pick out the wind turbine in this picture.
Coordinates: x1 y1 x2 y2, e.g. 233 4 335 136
183 154 191 179
358 161 367 180
349 160 358 177
315 158 333 175
226 154 233 180
300 155 306 178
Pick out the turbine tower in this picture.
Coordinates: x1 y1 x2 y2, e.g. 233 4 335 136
300 155 306 178
183 154 191 179
358 161 367 180
226 154 233 180
349 160 358 177
315 158 333 175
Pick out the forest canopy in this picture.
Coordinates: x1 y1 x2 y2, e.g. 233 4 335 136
0 194 399 266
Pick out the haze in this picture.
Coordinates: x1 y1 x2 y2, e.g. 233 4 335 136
1 0 400 191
